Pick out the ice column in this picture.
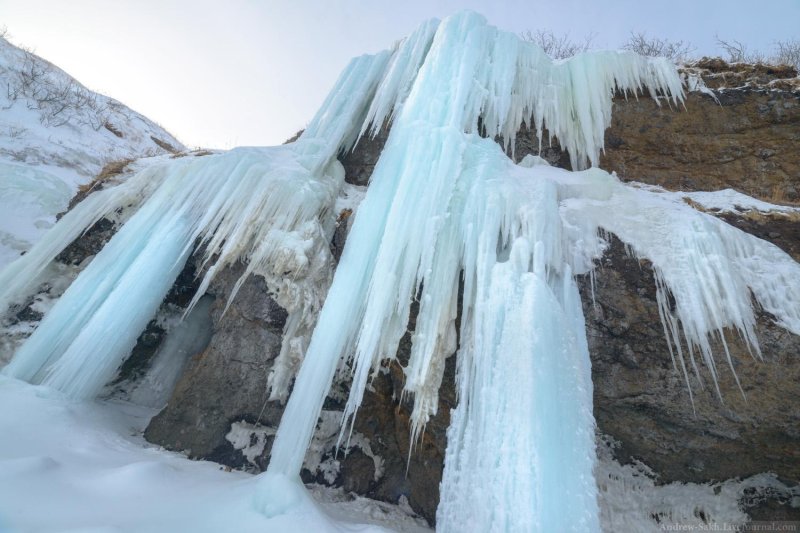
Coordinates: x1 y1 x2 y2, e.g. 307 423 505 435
437 242 598 531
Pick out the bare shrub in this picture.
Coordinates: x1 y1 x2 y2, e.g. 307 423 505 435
623 32 694 63
521 29 594 59
774 39 800 70
6 49 110 130
716 36 767 64
715 36 800 71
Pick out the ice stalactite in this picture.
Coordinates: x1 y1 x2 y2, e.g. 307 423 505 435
560 178 800 402
258 11 800 532
0 41 405 399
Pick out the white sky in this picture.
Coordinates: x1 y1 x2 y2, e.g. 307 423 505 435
1 0 797 149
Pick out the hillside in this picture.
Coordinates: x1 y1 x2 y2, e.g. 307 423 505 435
0 36 185 266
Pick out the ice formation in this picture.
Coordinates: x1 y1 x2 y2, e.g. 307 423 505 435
2 10 800 533
0 44 395 398
125 295 214 409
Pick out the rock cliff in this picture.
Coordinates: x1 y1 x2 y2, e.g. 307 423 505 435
113 64 800 524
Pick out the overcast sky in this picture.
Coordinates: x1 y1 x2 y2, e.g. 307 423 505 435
2 0 798 148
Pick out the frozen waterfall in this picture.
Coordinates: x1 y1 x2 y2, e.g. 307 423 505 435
2 10 800 533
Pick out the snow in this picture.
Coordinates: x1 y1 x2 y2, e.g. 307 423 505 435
631 182 800 216
223 410 385 488
0 36 186 268
595 435 799 532
0 161 72 266
0 375 430 533
303 410 385 485
2 9 800 533
680 188 799 215
226 421 274 466
0 259 82 367
0 374 789 533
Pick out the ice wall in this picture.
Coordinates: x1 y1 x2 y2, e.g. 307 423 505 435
261 11 799 532
260 11 687 533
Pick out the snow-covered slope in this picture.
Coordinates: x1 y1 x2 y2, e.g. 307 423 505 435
0 375 430 533
0 36 186 267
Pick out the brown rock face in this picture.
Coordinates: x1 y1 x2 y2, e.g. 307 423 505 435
144 76 800 523
600 89 800 201
512 81 800 202
145 263 289 466
339 358 454 523
145 264 455 523
584 236 800 484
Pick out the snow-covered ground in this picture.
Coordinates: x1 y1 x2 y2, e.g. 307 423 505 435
0 371 794 533
632 182 800 216
0 36 186 267
0 376 430 533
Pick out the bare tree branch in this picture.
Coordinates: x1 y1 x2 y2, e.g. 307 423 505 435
623 32 694 63
521 29 594 59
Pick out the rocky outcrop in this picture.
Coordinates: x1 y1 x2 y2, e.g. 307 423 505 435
143 67 800 524
600 86 800 201
144 259 454 523
683 58 799 91
145 264 288 466
584 236 800 484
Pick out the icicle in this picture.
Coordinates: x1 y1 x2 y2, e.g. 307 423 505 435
0 160 178 316
558 173 800 400
1 46 397 399
437 247 600 531
359 18 440 141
